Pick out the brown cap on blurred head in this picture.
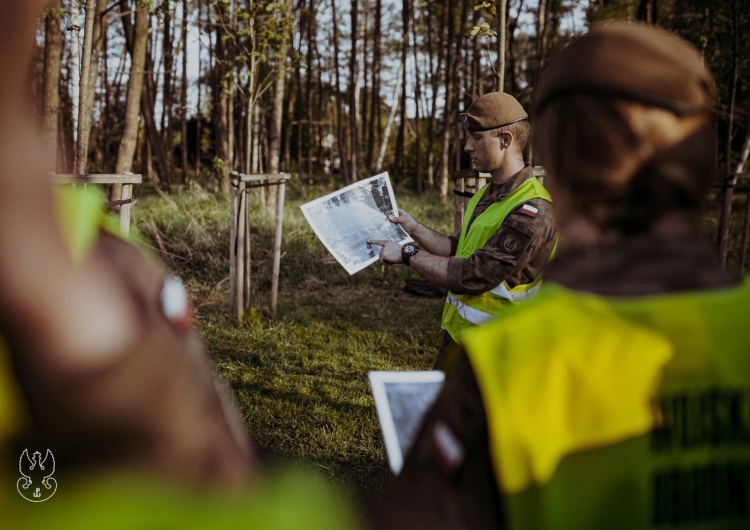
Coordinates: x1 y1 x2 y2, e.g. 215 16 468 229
532 21 715 117
460 92 528 132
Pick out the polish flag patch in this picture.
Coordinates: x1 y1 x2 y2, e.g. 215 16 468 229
520 204 539 218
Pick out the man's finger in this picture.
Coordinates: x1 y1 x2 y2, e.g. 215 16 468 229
367 239 387 246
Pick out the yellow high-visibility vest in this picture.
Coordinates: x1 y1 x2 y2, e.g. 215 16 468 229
462 280 750 529
442 177 551 342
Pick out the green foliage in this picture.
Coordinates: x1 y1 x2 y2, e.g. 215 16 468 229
132 181 454 498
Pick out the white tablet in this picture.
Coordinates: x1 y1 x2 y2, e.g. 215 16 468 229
369 370 445 474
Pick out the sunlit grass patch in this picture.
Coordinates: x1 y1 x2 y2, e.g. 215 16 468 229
133 180 451 500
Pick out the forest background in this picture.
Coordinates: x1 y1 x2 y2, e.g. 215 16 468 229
32 0 750 504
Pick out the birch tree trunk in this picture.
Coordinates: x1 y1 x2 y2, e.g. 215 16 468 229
394 0 410 184
411 3 422 193
113 0 149 185
75 0 96 175
365 0 382 174
42 1 63 172
304 0 316 183
69 0 80 146
438 0 457 200
348 0 359 181
331 0 350 184
497 0 507 91
181 0 189 182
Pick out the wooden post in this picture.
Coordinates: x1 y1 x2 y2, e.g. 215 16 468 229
229 184 237 312
120 183 134 236
236 181 247 323
271 178 286 315
227 171 290 323
244 187 251 310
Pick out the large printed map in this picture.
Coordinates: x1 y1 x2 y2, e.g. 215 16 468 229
301 172 412 274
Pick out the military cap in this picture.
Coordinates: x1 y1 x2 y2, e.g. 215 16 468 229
533 21 715 117
460 92 528 132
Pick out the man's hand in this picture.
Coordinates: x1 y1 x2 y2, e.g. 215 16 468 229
389 209 419 235
368 240 404 265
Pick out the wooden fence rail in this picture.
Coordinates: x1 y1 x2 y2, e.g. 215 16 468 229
50 173 143 235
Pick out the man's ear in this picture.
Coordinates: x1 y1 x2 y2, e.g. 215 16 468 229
499 131 513 149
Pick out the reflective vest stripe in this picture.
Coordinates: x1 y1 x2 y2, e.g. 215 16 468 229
447 282 543 325
447 293 495 325
487 280 542 301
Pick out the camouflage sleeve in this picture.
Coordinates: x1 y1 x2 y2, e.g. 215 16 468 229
446 198 556 295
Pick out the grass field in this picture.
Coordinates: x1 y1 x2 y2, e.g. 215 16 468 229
130 176 749 508
131 177 454 504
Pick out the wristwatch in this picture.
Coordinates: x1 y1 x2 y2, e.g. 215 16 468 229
401 243 419 266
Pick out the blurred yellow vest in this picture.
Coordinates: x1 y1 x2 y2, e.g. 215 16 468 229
463 280 750 529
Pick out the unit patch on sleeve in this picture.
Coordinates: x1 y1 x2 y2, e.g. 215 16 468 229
501 233 522 253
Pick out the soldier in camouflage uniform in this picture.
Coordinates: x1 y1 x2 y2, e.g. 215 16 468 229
369 92 557 370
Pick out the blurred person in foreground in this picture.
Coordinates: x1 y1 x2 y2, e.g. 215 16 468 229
369 92 557 370
373 21 750 529
0 2 358 528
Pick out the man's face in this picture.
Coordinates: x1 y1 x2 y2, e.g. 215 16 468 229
463 130 505 173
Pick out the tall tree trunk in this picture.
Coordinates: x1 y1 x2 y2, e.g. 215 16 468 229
496 0 507 91
267 0 293 214
181 0 189 182
377 63 402 172
142 54 172 191
395 0 410 184
75 0 97 175
284 52 299 170
113 0 149 196
69 0 81 147
212 4 229 191
535 0 549 85
305 0 316 184
88 0 108 171
365 0 382 175
438 0 457 200
454 0 470 170
426 1 446 192
331 0 349 184
162 4 175 178
195 0 203 178
42 1 63 172
348 0 359 181
470 4 481 96
508 1 521 94
360 4 370 175
411 3 422 193
226 2 237 175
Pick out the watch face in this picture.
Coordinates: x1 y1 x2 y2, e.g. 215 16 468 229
404 243 417 255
